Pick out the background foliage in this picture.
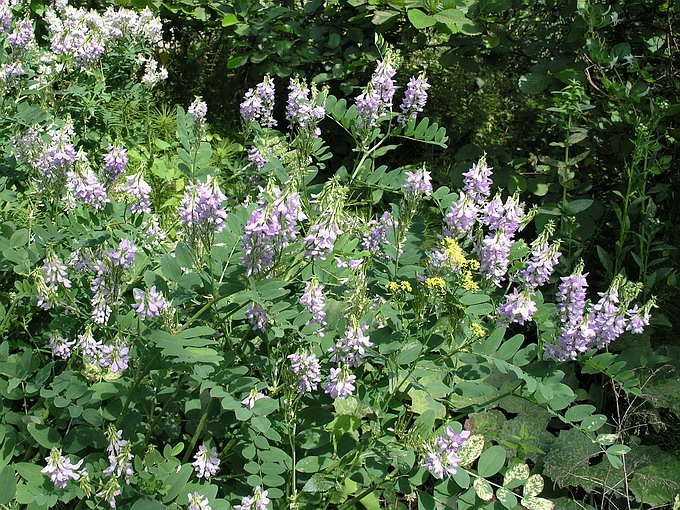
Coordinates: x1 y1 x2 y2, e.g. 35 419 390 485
0 0 679 509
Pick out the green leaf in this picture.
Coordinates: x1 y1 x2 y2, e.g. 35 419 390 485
496 487 517 509
27 424 60 449
302 473 336 493
221 13 238 27
131 499 165 510
496 334 524 360
630 460 680 506
296 456 334 473
518 73 549 94
477 445 506 477
473 478 494 501
227 55 248 69
0 466 16 505
565 199 593 215
407 9 436 29
564 404 596 423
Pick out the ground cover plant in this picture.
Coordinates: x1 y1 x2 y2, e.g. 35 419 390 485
0 1 679 509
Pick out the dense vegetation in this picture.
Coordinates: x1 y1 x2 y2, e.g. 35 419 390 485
0 0 678 509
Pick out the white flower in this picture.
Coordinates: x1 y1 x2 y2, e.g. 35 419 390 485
192 445 220 479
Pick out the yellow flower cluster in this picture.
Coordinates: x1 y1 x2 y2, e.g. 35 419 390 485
387 281 412 293
462 271 479 292
441 238 479 291
470 323 486 337
425 277 446 292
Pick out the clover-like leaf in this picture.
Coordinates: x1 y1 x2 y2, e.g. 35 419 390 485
503 462 530 487
524 474 545 497
473 478 494 501
521 495 555 510
496 487 518 509
457 434 485 466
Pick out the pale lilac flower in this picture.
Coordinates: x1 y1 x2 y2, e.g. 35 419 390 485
103 145 127 182
247 146 268 171
234 486 271 510
481 194 524 236
355 59 397 128
329 321 372 367
398 75 430 124
100 344 130 373
300 280 326 331
324 367 356 399
138 55 168 86
363 211 393 253
49 333 76 359
121 174 152 214
404 169 433 201
77 328 104 362
626 304 651 334
304 221 343 260
286 78 325 131
445 193 478 238
497 288 537 325
241 188 306 276
178 175 228 243
590 287 628 349
7 18 35 53
519 238 562 289
66 164 109 210
192 445 220 479
288 352 322 394
245 303 268 332
43 253 71 290
422 428 470 479
131 286 171 320
107 239 137 270
477 229 512 285
463 155 493 202
188 96 208 125
188 492 212 510
241 389 266 410
42 449 84 489
103 429 134 483
0 0 12 34
240 75 277 127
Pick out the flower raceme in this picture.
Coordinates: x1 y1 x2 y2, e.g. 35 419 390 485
42 449 85 489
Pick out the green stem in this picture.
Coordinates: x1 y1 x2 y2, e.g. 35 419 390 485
140 373 187 452
182 398 216 463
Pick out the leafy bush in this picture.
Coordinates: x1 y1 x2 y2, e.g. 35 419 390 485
0 1 679 510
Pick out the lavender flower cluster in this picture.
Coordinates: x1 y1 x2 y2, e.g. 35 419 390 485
442 155 531 289
543 270 653 361
422 427 471 479
178 175 228 245
45 4 163 68
240 75 276 127
286 78 325 134
240 187 306 276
